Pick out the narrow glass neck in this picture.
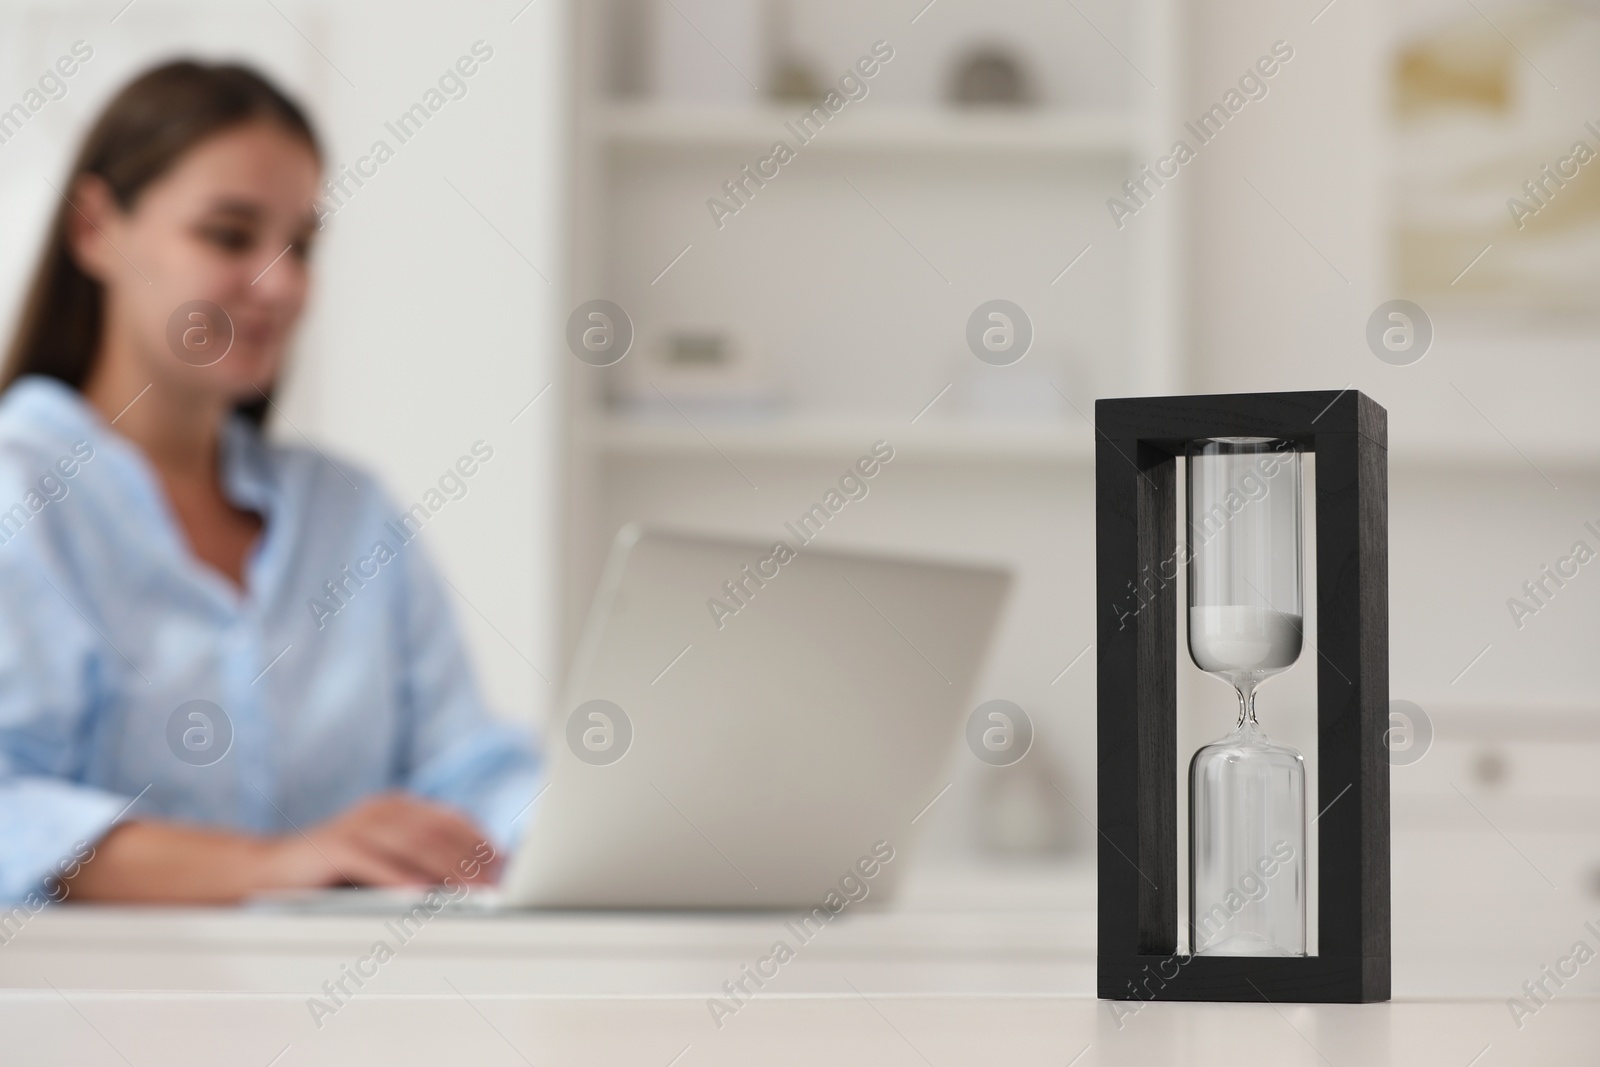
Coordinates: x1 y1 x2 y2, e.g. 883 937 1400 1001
1234 678 1260 730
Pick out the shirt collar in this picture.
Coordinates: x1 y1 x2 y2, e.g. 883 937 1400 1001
218 413 279 519
5 374 278 511
1 374 105 444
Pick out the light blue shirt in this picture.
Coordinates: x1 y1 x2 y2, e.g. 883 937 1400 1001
0 375 540 903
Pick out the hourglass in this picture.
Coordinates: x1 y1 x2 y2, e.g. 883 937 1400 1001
1094 390 1390 1003
1186 438 1305 957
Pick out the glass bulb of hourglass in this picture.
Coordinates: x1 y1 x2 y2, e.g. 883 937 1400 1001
1186 437 1307 958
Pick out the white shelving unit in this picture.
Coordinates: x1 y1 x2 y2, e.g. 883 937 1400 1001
561 0 1183 858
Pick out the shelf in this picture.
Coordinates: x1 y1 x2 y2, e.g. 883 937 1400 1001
585 413 1095 463
590 103 1140 158
583 414 1600 470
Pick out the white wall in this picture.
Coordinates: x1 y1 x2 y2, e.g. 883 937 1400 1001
0 0 566 727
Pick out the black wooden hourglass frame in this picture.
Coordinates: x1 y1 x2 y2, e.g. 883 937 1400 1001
1094 390 1390 1003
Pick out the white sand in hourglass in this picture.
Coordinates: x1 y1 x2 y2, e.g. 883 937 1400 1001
1188 605 1303 675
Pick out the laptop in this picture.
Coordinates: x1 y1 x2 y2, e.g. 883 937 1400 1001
267 527 1010 911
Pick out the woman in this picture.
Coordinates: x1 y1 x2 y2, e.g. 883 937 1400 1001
0 61 540 904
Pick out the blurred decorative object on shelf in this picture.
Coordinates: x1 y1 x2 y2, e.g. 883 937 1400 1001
1471 747 1508 786
767 59 823 104
957 347 1095 424
763 0 822 104
960 365 1068 422
976 750 1078 858
1390 5 1600 313
612 327 783 416
949 45 1034 107
606 0 652 98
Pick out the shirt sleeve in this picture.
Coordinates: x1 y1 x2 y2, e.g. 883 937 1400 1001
0 457 134 904
391 528 543 857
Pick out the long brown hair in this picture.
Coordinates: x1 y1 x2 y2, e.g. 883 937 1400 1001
2 60 321 425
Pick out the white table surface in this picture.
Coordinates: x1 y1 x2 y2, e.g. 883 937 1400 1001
1 859 1594 1065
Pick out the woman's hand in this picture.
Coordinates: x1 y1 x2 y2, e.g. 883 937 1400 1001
263 792 501 891
63 792 500 904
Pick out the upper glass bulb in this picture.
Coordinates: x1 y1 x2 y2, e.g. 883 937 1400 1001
1186 437 1304 689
